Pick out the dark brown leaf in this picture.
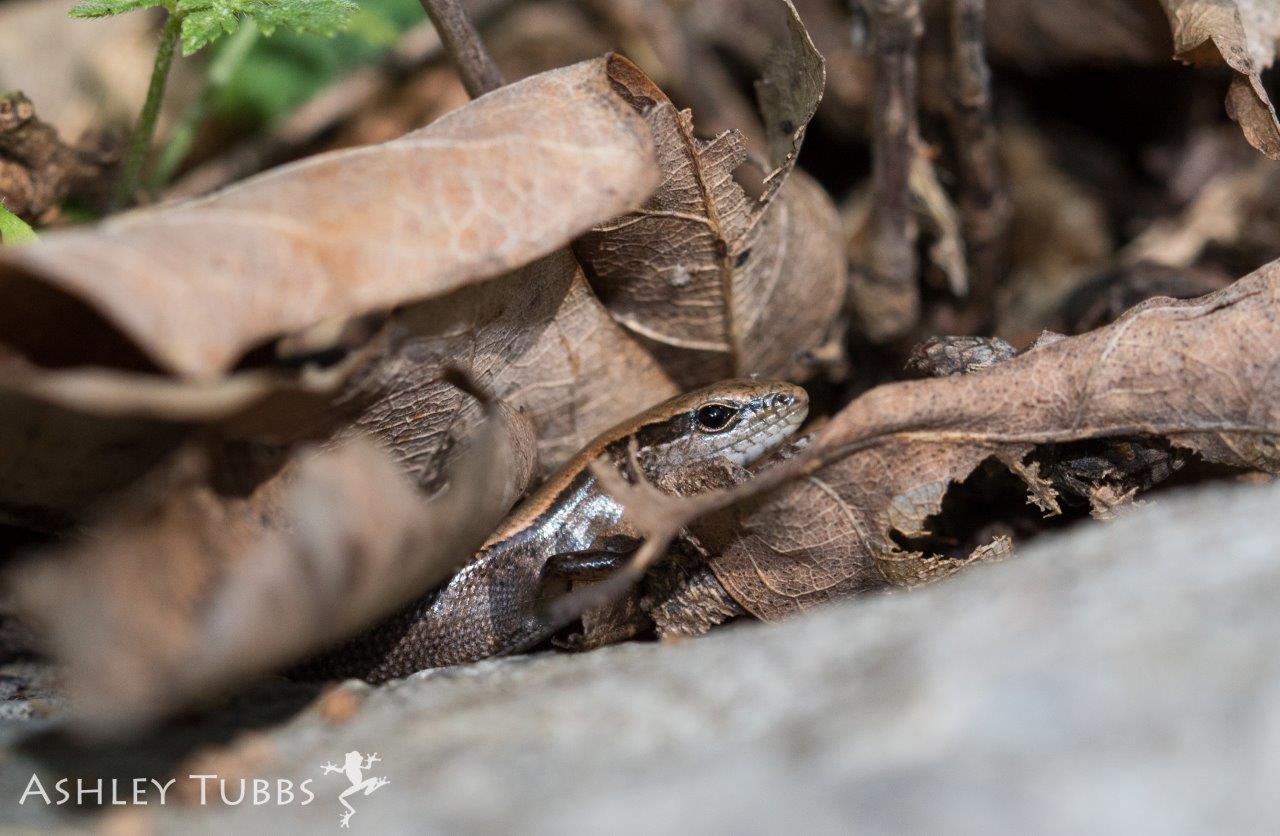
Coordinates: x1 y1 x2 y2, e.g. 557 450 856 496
573 7 845 388
1160 0 1280 159
336 249 679 484
706 260 1280 619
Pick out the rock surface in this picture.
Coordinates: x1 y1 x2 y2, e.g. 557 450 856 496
2 479 1279 833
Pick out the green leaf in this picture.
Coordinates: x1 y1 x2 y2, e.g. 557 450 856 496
69 0 166 18
0 205 37 247
176 0 358 55
212 0 418 125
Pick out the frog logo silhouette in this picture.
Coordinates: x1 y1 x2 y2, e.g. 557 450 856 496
319 751 391 828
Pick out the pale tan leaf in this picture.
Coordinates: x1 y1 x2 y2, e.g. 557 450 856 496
0 56 660 379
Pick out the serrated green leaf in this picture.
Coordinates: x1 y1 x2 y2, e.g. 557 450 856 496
181 6 238 54
0 205 37 247
176 0 357 55
212 0 418 125
69 0 166 18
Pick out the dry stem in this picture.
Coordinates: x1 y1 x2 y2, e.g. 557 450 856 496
860 0 923 342
418 0 505 99
947 0 1010 319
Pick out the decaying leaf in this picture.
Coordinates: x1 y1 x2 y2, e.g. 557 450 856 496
336 249 679 484
1159 0 1280 159
10 409 534 735
573 5 846 387
1125 154 1280 273
704 259 1280 619
0 56 660 379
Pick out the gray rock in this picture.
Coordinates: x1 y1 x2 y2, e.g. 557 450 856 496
4 479 1280 834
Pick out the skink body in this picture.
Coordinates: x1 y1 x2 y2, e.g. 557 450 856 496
311 379 808 682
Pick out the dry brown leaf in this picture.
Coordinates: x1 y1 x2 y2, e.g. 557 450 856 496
573 6 846 388
875 534 1013 588
982 0 1173 69
10 410 533 736
704 259 1280 619
1126 154 1280 271
994 126 1113 341
335 248 679 484
0 358 358 530
0 248 677 526
1160 0 1280 159
0 56 660 379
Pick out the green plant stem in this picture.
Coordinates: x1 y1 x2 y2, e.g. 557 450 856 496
150 18 260 192
112 11 183 210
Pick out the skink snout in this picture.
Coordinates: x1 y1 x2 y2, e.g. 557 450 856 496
766 390 804 411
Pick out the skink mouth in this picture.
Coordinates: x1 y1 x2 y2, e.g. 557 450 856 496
721 388 809 466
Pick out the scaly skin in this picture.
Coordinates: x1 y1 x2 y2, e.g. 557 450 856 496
300 380 808 682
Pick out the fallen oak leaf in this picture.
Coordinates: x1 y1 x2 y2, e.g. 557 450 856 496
573 5 846 388
10 406 533 737
703 258 1280 619
0 56 660 379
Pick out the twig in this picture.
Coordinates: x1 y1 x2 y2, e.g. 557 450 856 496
860 0 923 342
417 0 504 99
947 0 1009 320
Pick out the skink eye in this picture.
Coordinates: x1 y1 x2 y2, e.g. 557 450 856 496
696 403 736 431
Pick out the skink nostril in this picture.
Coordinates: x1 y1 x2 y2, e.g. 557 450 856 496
775 393 795 408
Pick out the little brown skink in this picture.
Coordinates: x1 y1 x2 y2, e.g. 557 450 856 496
308 380 808 682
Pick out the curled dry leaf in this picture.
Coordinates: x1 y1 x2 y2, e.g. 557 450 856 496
1159 0 1280 159
10 410 534 736
703 260 1280 620
573 5 846 388
0 56 660 379
0 56 671 525
0 357 357 529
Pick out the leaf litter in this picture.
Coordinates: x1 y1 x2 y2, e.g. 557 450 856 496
0 0 1277 740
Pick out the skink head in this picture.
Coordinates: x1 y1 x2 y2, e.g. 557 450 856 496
485 380 809 548
622 379 809 473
